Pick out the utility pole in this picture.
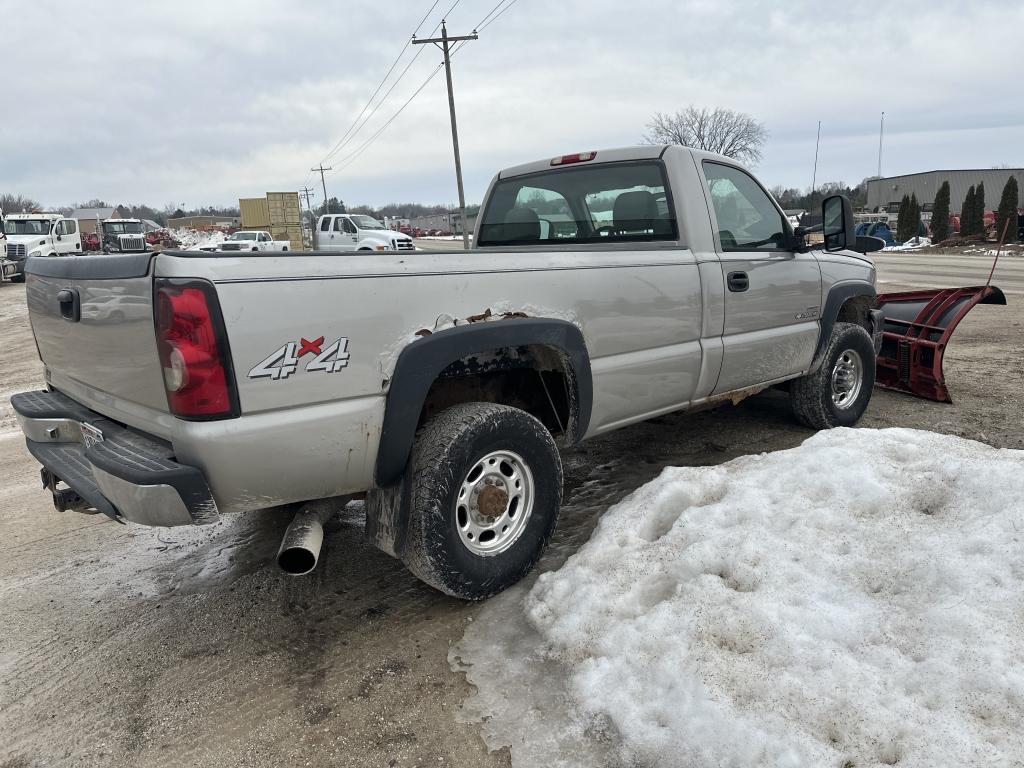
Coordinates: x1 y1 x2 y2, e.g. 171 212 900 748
413 20 478 250
300 186 316 216
811 120 821 196
877 112 885 180
300 186 316 244
311 165 332 214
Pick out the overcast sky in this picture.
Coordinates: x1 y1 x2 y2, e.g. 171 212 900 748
6 0 1021 209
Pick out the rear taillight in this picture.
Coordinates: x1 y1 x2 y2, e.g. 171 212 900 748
155 279 239 420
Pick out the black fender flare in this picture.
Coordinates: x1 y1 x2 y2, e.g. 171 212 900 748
810 281 877 372
374 318 593 488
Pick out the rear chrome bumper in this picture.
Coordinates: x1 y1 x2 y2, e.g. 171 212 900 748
11 389 219 527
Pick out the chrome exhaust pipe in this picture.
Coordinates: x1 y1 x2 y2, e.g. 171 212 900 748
277 501 336 576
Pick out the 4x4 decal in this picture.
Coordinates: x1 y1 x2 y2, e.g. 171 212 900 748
249 336 351 380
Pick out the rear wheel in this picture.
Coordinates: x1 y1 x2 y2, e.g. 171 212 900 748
401 402 562 600
790 322 875 429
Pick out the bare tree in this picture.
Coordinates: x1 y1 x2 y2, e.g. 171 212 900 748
0 193 41 213
644 106 768 165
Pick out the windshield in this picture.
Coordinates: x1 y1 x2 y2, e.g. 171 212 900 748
351 215 386 230
104 221 143 234
478 161 677 246
228 232 258 241
5 219 52 236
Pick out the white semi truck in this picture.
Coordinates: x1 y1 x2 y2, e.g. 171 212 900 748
2 213 81 282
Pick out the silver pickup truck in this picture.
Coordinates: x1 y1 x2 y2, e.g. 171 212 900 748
12 145 882 599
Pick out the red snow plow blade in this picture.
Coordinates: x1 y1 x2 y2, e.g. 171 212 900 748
875 285 1006 403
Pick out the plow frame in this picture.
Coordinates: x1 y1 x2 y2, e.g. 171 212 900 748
875 284 1006 402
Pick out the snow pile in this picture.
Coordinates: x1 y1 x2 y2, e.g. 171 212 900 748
883 236 932 251
170 228 226 250
455 428 1024 767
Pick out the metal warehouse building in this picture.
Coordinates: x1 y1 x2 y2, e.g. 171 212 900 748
866 169 1024 214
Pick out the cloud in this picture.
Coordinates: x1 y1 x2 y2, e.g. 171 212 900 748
7 0 1022 208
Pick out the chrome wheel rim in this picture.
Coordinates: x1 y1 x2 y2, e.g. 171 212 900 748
456 450 534 556
831 348 864 409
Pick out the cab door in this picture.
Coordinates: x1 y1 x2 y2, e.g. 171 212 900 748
55 219 81 255
341 217 360 249
318 216 341 251
701 161 822 394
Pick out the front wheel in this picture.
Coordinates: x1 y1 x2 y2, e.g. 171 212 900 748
401 402 562 600
790 322 875 429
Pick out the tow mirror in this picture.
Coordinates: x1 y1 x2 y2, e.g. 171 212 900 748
855 235 886 253
822 194 855 252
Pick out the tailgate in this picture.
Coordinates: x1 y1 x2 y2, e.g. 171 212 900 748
25 253 170 419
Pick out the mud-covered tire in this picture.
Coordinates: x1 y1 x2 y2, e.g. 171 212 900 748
402 402 562 600
790 322 875 429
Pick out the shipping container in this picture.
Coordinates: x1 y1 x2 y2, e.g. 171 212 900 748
266 192 303 250
239 197 271 229
238 193 303 250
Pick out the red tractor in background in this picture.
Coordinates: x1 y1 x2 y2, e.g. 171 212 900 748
145 229 180 249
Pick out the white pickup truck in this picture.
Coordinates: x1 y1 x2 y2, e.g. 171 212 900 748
2 213 82 282
312 213 415 252
200 230 291 253
11 145 883 599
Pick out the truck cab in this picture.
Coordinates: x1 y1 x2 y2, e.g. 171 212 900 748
101 218 149 253
313 214 415 252
2 213 81 281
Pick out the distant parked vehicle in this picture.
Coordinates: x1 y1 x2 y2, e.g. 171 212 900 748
2 213 81 282
101 219 150 254
855 221 895 247
313 214 414 252
145 229 180 249
202 230 290 253
81 232 102 252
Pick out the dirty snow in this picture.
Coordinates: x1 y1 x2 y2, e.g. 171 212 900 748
453 428 1024 767
170 228 226 250
883 236 932 252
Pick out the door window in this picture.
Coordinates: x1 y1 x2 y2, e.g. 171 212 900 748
321 217 332 232
342 219 357 234
703 162 787 251
64 220 78 235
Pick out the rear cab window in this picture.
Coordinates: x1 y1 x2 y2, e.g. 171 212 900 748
478 161 678 246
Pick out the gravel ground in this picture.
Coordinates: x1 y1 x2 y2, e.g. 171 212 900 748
0 252 1021 768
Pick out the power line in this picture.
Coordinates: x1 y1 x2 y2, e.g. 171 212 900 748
473 0 509 30
478 0 519 31
333 64 446 174
330 33 475 175
320 7 454 165
322 44 432 164
325 0 520 185
318 0 443 165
